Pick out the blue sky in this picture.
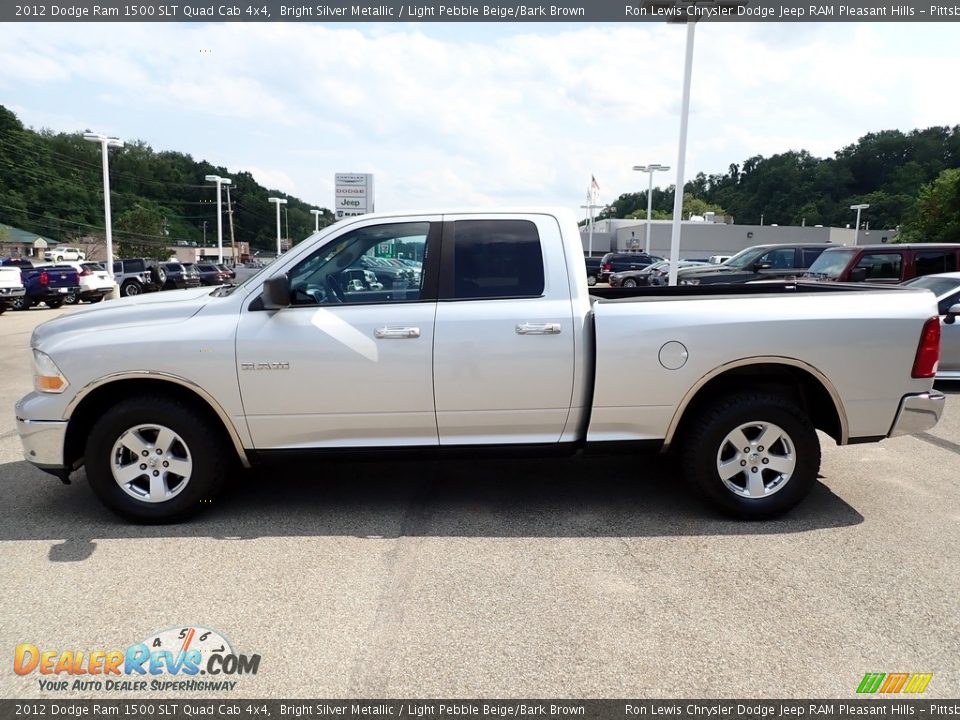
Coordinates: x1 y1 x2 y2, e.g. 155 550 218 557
1 22 958 216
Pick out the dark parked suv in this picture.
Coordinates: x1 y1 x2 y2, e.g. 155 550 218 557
803 243 960 284
162 262 202 289
676 244 831 285
598 252 659 283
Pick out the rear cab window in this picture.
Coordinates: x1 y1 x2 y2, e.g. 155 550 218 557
443 219 544 300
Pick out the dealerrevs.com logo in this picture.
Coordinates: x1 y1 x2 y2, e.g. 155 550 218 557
14 626 260 692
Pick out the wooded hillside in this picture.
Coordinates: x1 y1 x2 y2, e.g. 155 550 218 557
0 105 333 256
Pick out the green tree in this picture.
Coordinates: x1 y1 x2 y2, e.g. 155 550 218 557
114 206 168 259
900 168 960 243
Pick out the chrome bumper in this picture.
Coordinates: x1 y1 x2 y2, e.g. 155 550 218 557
16 416 68 470
888 391 946 438
0 287 25 297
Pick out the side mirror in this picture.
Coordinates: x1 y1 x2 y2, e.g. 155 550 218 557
849 268 867 282
754 262 772 271
944 303 960 325
261 275 290 309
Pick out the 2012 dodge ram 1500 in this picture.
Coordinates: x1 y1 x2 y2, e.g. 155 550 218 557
15 209 945 522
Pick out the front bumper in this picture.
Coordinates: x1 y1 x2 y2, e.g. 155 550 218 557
16 414 68 473
0 287 26 298
888 391 946 438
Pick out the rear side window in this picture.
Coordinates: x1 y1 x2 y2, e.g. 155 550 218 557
915 251 957 277
801 248 827 267
856 253 903 280
448 220 544 299
127 259 145 273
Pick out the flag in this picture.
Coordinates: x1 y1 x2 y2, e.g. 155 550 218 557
590 175 600 204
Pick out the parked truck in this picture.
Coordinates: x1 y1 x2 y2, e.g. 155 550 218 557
15 209 944 523
0 265 26 314
0 259 80 310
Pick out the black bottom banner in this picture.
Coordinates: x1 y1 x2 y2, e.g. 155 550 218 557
2 699 959 720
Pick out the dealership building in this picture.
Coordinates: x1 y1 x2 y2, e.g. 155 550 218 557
580 216 898 258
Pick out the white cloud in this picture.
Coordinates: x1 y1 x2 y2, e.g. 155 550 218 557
2 22 958 214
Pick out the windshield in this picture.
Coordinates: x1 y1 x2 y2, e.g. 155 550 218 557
723 247 770 270
803 249 856 278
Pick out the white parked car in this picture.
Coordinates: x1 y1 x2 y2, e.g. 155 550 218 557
58 261 113 304
44 247 86 262
0 266 26 314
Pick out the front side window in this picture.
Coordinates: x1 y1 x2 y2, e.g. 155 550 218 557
757 248 797 270
447 220 544 300
287 222 431 306
855 253 903 280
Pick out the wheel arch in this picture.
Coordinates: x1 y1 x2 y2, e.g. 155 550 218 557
663 357 848 451
63 373 251 471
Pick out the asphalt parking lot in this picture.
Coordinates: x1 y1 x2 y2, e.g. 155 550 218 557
1 305 958 699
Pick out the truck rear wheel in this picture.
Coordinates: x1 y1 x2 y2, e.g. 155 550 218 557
681 392 820 519
84 396 229 523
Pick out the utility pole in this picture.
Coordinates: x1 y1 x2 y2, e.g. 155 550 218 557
284 205 289 246
225 184 236 266
202 220 208 246
269 198 287 256
204 174 232 264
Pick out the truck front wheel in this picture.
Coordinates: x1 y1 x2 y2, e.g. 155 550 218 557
84 396 229 523
681 392 820 519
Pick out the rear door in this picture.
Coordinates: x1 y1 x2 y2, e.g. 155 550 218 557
432 214 575 445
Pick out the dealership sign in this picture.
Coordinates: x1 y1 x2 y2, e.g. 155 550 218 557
334 173 374 219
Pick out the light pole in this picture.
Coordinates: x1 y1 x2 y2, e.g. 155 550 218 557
632 164 670 254
644 0 748 285
850 203 870 245
83 133 123 281
580 203 602 257
269 197 287 256
205 175 231 263
310 209 322 233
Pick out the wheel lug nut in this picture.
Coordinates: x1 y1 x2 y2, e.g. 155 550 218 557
762 458 769 465
152 470 159 476
141 450 149 457
140 464 147 470
163 461 169 467
758 446 764 452
751 467 758 473
743 447 750 453
156 449 163 455
740 460 747 466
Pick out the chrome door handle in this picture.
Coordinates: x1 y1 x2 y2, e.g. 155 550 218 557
374 326 420 339
515 322 561 335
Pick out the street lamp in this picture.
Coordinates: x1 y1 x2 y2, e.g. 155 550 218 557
644 0 748 285
632 164 671 254
580 202 602 257
269 197 288 256
310 209 322 233
205 174 232 264
850 203 870 245
83 133 124 282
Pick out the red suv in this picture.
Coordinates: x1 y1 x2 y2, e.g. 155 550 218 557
803 244 960 284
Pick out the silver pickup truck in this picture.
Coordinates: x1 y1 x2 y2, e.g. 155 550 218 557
15 209 945 523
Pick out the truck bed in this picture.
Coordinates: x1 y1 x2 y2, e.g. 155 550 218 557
588 280 888 302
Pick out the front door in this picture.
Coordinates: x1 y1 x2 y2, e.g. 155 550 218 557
236 218 442 449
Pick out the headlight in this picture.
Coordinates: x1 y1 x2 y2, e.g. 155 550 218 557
680 279 700 286
32 350 68 394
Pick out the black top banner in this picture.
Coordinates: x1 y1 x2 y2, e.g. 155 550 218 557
2 0 958 22
3 700 960 720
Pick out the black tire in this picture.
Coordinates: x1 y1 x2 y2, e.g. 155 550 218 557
681 392 820 519
45 297 65 309
11 296 29 311
121 280 142 297
64 291 80 305
622 278 638 288
84 396 230 523
150 265 167 286
87 295 103 304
